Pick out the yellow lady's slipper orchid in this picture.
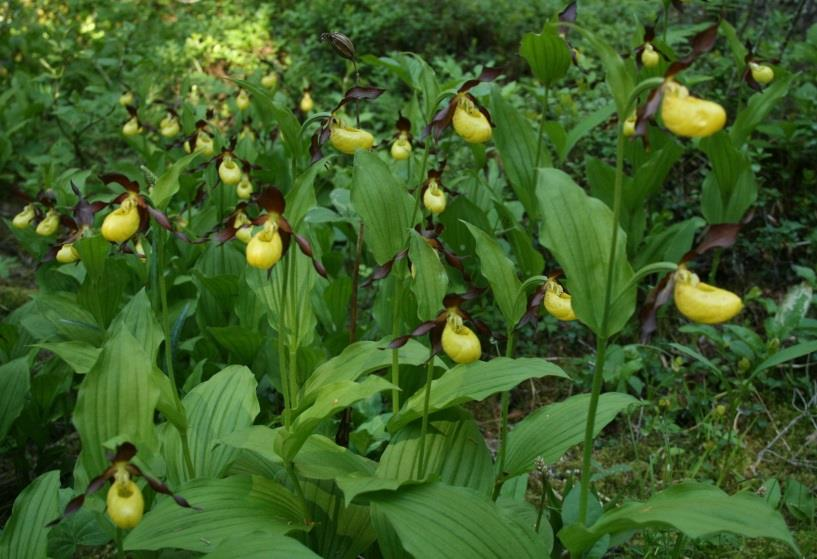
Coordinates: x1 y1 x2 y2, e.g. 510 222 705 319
236 175 253 200
122 116 142 137
623 113 637 138
36 210 60 236
441 312 481 364
246 222 283 269
218 155 242 185
101 197 140 243
119 91 134 107
56 243 80 264
106 463 144 529
300 92 314 113
673 266 743 324
543 280 577 321
185 132 214 157
660 80 726 138
749 62 774 85
261 73 278 89
423 180 446 215
159 115 180 138
641 43 660 68
453 95 492 144
390 133 412 160
12 204 35 229
330 118 374 154
236 89 250 111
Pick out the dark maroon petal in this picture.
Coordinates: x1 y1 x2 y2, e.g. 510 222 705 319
113 442 138 463
411 321 439 338
640 272 676 342
147 206 173 231
100 173 140 193
257 187 286 215
387 335 412 349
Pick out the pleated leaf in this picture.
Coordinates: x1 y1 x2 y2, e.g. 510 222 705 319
0 470 61 559
124 476 306 553
0 356 30 441
301 339 432 406
505 392 639 477
390 357 567 432
204 532 320 559
72 327 160 483
559 482 797 555
368 482 549 559
351 150 414 265
164 365 259 483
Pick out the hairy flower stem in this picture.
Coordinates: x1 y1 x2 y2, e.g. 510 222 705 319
156 227 195 478
492 329 516 500
278 255 292 428
577 129 625 525
534 86 549 169
417 357 435 478
286 461 312 525
287 250 300 409
391 270 404 414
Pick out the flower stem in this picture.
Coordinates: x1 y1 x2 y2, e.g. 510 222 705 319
287 250 300 409
391 270 404 414
278 255 292 428
286 460 312 525
492 328 516 500
534 86 549 169
577 128 626 525
156 226 194 479
417 357 435 478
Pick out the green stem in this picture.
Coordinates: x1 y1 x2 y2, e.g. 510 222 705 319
417 358 435 478
286 461 312 525
534 86 549 169
391 269 404 414
278 255 292 428
492 329 516 500
116 527 124 558
409 139 432 227
535 471 550 533
577 128 626 525
708 247 722 284
287 250 300 409
156 227 194 479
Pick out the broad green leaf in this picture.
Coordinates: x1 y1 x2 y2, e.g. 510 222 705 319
720 20 748 70
0 357 30 441
730 75 793 146
0 470 60 559
34 341 101 375
368 482 549 558
505 393 640 477
464 222 525 325
26 292 104 346
109 288 163 361
408 231 448 321
303 478 377 559
286 160 327 227
496 496 554 555
558 482 797 555
783 479 815 522
151 152 198 209
208 325 263 364
489 88 544 218
700 132 757 223
520 28 571 87
204 532 319 559
377 410 494 496
390 358 567 432
770 283 813 339
350 150 414 265
73 327 160 484
125 476 306 553
634 218 704 269
301 339 434 405
536 168 635 336
750 340 817 379
164 365 259 483
278 376 395 461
